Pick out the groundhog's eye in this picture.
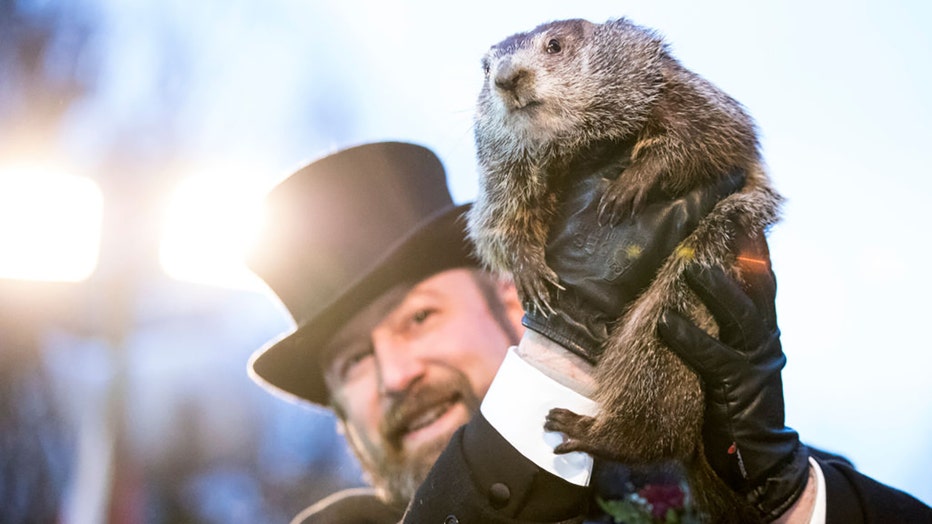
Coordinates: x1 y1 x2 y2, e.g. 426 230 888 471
481 57 491 77
546 39 562 54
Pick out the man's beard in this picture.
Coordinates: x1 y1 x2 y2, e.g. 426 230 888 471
342 367 481 509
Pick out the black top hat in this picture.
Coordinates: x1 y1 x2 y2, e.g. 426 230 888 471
246 142 476 406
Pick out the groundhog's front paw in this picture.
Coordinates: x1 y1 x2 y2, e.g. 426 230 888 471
513 257 563 316
514 272 552 316
545 407 597 454
598 178 650 226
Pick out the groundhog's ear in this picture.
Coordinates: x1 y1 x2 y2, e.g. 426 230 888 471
606 17 632 31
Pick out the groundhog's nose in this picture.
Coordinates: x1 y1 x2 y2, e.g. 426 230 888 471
494 59 528 93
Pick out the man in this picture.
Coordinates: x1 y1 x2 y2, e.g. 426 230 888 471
246 141 931 523
247 142 524 521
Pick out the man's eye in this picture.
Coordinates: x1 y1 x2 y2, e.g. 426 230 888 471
411 308 434 324
336 349 373 380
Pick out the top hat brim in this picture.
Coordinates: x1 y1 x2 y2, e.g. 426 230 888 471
247 202 476 407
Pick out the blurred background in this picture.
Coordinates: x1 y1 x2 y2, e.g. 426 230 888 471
0 0 929 522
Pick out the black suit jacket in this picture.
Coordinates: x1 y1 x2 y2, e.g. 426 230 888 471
293 414 931 523
401 414 932 524
291 487 403 524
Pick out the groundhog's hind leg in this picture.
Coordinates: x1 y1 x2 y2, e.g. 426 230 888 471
544 408 605 456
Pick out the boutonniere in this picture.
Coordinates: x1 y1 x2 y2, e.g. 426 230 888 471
597 481 700 524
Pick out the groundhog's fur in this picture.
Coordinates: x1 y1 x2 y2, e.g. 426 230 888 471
466 17 784 522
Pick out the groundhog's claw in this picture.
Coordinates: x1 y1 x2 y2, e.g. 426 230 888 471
514 271 559 317
512 253 563 316
598 182 649 226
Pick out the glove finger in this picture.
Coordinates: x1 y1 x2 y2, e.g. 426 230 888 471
658 309 737 378
683 264 768 349
733 230 778 331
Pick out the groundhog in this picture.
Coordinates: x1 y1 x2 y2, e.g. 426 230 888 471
466 17 784 522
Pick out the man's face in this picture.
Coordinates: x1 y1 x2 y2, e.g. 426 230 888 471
321 268 523 508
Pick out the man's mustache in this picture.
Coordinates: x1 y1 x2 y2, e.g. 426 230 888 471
379 381 462 449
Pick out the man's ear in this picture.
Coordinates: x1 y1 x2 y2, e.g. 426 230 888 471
497 276 526 336
329 397 349 431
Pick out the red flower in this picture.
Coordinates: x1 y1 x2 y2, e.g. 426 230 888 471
638 483 685 520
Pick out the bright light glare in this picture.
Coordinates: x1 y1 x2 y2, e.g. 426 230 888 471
159 174 268 290
0 167 103 282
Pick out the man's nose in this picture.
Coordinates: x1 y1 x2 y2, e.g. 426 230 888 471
373 333 426 394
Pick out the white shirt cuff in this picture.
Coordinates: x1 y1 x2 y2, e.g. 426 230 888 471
808 456 826 524
481 346 599 486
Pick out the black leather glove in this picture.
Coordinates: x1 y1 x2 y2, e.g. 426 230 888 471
522 166 745 362
657 235 810 521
